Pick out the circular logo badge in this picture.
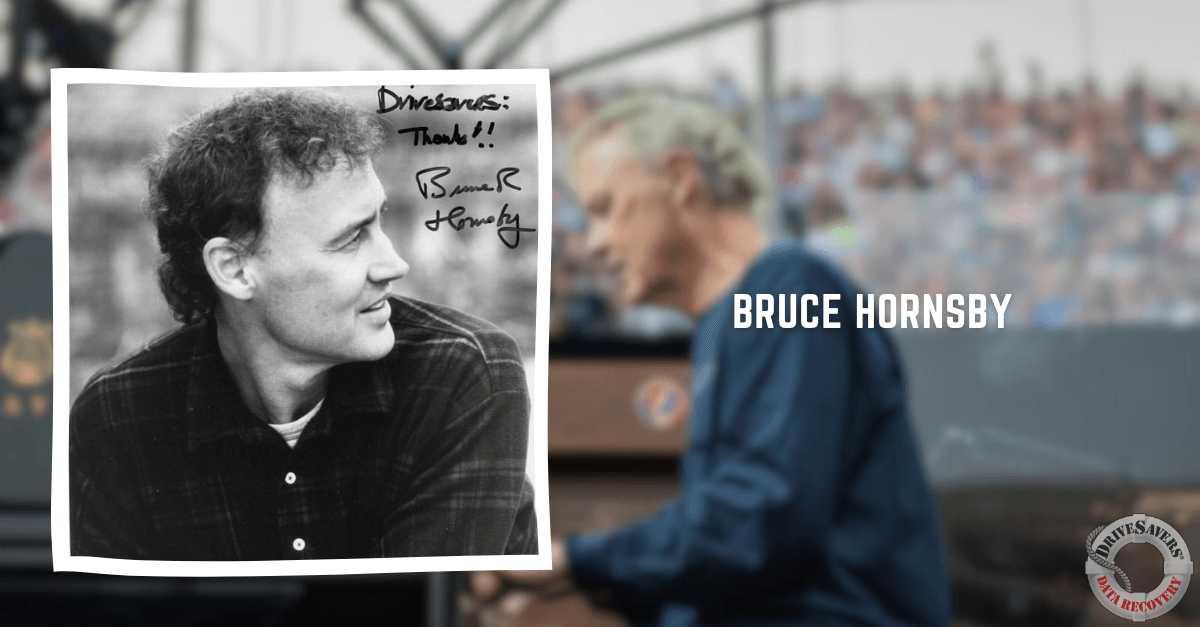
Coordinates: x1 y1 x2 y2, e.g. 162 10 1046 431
633 376 688 432
1085 514 1193 621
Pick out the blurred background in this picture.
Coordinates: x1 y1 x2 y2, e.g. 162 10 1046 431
2 0 1199 625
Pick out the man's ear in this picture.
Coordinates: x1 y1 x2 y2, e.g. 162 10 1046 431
662 148 706 211
202 237 256 302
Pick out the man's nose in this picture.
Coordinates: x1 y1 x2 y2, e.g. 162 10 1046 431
584 222 611 258
369 232 409 284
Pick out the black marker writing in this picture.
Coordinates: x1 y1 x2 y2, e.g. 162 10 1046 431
397 125 468 147
471 120 496 148
415 166 521 200
495 203 536 249
424 203 536 249
377 86 502 113
415 166 451 199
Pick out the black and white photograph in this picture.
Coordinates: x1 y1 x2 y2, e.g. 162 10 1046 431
50 69 551 577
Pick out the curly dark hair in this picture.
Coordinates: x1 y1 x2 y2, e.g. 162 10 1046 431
145 88 384 324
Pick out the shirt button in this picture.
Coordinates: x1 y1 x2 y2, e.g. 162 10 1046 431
292 538 305 551
284 472 297 485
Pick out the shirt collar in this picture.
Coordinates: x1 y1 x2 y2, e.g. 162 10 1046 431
323 356 395 419
183 317 395 453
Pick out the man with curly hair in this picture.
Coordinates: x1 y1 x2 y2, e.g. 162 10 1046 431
69 89 537 561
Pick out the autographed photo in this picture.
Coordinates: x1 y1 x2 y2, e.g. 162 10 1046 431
51 70 551 576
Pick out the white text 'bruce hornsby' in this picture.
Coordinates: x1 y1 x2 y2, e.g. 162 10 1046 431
734 294 1013 329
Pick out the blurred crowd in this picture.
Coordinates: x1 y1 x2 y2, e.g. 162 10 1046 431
550 77 1200 338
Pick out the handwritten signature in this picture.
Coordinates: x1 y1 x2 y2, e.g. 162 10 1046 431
424 204 536 249
415 166 520 200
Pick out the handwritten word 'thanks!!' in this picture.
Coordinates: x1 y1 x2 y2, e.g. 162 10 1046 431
396 121 497 148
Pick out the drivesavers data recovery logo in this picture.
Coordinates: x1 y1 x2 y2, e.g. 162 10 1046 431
1086 514 1193 620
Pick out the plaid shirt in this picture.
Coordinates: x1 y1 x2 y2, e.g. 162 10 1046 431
70 297 537 561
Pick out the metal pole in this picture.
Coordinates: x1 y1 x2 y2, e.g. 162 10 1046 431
550 0 813 81
483 0 570 69
426 572 462 627
462 0 520 50
389 0 447 61
835 0 847 84
760 0 782 236
349 0 426 70
181 0 199 72
1077 0 1093 83
9 0 31 94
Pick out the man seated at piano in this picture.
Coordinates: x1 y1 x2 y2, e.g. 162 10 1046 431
463 94 953 626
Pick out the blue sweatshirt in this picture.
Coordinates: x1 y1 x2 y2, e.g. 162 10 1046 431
569 241 953 626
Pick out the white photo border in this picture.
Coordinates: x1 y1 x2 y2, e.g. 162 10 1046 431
50 68 553 577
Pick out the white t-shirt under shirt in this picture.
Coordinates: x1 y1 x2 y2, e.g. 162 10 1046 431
268 399 323 449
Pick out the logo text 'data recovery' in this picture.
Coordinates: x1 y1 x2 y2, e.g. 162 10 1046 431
1086 514 1192 621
